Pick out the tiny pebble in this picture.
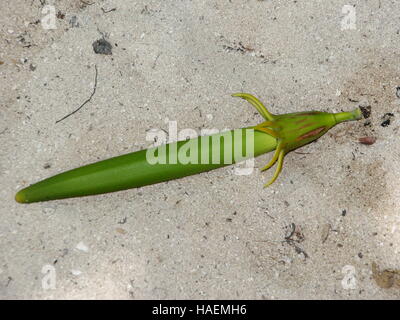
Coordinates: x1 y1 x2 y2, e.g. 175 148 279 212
116 228 127 234
71 270 82 276
92 38 112 55
75 241 89 252
359 136 376 145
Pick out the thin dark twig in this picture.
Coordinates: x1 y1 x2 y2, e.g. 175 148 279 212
152 52 161 69
56 65 98 124
101 7 117 13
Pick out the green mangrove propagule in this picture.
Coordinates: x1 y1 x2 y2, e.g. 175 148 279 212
15 93 362 203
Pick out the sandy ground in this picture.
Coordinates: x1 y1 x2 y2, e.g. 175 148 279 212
1 0 400 299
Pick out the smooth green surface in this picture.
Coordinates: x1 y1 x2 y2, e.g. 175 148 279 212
15 129 277 203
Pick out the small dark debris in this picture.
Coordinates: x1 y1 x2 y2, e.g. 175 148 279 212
43 163 51 169
141 5 149 14
363 120 371 127
283 225 308 258
337 243 343 248
0 61 4 65
56 11 65 19
226 218 232 222
358 252 363 258
29 63 36 71
92 38 112 55
348 98 359 103
381 113 394 127
118 217 127 224
341 209 347 216
17 35 26 43
396 86 400 99
6 277 12 287
359 136 376 145
293 245 309 259
359 106 371 119
284 200 289 207
223 41 255 55
284 223 304 243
